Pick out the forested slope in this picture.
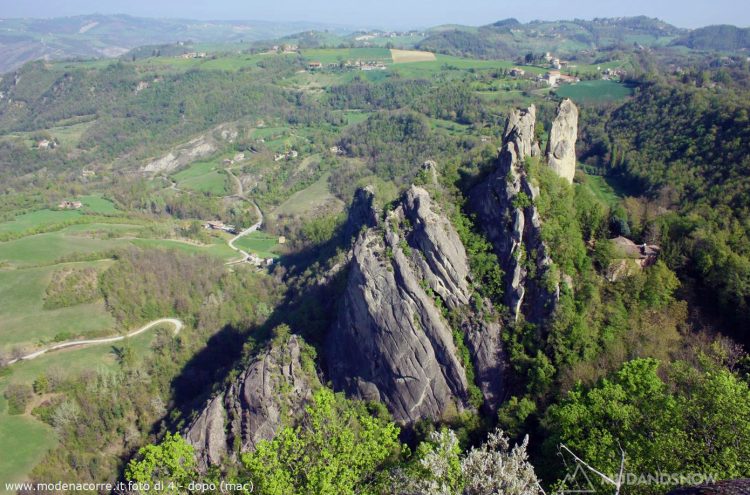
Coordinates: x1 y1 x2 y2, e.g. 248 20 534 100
594 82 750 331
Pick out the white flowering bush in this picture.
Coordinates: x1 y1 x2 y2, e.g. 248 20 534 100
394 428 544 495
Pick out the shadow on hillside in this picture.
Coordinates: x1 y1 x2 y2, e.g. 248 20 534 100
161 224 354 434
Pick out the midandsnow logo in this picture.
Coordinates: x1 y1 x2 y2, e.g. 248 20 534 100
555 444 717 495
558 462 596 494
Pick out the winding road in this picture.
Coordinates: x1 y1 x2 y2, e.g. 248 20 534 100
5 167 261 367
6 318 184 365
226 201 264 265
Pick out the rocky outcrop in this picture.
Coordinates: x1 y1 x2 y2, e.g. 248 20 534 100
469 105 556 323
546 98 578 183
186 335 318 470
463 316 506 411
401 186 471 308
141 123 240 176
327 186 478 423
341 185 379 242
142 135 216 175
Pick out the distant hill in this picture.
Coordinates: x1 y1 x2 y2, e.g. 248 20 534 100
672 25 750 51
0 14 354 73
417 16 685 59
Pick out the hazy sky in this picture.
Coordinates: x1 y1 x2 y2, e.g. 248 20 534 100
2 0 748 29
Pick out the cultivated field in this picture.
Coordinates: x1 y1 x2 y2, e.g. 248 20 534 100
172 159 230 196
555 80 634 103
270 171 345 221
390 49 436 63
234 231 280 259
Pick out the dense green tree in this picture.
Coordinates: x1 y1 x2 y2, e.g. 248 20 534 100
544 358 750 494
242 389 401 495
126 432 198 493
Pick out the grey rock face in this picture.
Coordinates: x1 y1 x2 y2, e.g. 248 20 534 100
546 98 578 183
401 186 471 309
342 185 379 241
327 186 477 423
469 106 556 323
186 335 317 470
463 316 505 411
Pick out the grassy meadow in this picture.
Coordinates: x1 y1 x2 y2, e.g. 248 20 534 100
555 80 635 103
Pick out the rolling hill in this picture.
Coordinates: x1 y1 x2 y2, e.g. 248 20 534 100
0 14 354 73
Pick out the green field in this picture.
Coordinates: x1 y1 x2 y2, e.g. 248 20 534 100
555 80 634 103
78 195 119 214
0 230 125 268
131 237 237 261
0 209 81 234
580 174 629 208
0 398 56 493
391 54 543 79
344 111 372 126
302 47 392 64
0 262 117 352
234 232 281 259
0 197 119 236
271 172 344 219
172 160 230 195
0 326 162 492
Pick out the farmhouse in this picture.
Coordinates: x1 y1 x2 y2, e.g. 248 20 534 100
606 236 661 281
307 61 323 70
58 200 82 209
558 73 580 84
204 221 237 234
274 150 298 161
510 67 526 77
542 70 579 86
544 70 561 86
360 62 387 71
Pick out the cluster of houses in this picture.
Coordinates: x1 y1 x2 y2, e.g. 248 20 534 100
600 67 627 80
179 52 207 59
306 60 387 72
353 30 424 43
58 200 82 210
36 138 58 150
542 70 580 87
222 152 247 166
204 221 237 234
270 44 299 54
243 253 275 268
274 150 298 161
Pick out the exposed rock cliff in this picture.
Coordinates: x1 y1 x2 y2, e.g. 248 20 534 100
141 123 239 176
327 185 505 422
186 335 318 470
469 105 556 323
546 98 579 183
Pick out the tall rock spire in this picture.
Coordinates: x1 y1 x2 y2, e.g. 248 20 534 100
546 98 579 183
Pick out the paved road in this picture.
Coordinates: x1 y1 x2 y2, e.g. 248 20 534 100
6 318 183 365
165 165 264 265
226 201 263 265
